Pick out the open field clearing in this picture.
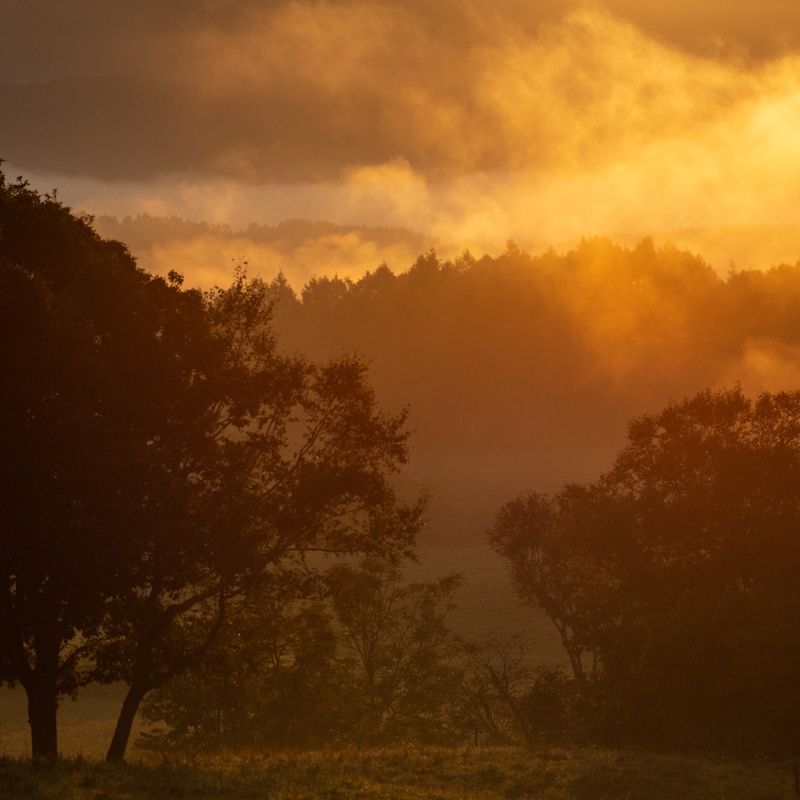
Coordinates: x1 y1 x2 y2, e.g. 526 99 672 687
406 546 564 661
0 684 145 761
0 746 789 800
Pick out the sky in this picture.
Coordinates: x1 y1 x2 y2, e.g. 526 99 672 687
3 1 800 285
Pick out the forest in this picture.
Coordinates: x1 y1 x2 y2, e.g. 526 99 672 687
3 170 800 797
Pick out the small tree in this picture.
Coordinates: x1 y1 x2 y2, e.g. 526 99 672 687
139 577 338 750
327 559 463 744
99 271 423 762
458 634 534 745
487 486 618 690
138 560 464 749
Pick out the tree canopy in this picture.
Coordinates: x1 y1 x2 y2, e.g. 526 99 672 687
489 386 800 754
0 172 422 762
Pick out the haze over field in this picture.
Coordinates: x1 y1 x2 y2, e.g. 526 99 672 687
7 3 800 769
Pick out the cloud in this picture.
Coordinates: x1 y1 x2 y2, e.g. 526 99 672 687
5 4 800 275
5 3 800 183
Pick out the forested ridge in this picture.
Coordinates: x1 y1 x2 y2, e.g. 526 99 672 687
263 240 800 542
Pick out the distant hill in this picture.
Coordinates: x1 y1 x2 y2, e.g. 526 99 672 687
92 214 437 290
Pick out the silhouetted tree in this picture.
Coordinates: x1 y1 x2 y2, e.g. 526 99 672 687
139 577 338 750
0 171 207 761
98 270 422 762
490 386 800 754
326 559 463 744
0 171 422 762
137 560 463 749
458 634 534 745
487 487 617 690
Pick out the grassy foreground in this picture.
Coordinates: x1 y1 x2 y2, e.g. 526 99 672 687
0 746 790 800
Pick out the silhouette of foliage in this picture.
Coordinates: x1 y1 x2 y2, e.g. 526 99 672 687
0 171 422 762
491 386 800 755
139 560 464 749
0 170 204 761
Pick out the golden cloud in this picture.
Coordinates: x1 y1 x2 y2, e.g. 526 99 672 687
17 4 800 281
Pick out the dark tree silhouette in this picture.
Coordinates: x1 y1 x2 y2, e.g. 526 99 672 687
138 582 339 750
490 386 800 753
99 272 422 761
487 486 618 690
326 558 463 744
0 171 205 761
0 171 422 762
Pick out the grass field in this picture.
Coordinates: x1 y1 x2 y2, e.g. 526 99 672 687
406 545 565 662
0 745 791 799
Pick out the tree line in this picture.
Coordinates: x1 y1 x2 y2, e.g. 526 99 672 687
268 240 800 460
259 238 800 545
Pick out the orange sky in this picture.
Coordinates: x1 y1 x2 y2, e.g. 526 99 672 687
3 1 800 284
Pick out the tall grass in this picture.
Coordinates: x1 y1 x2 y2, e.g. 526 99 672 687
0 745 789 800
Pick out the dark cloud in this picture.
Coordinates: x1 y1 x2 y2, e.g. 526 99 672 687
3 0 800 255
8 1 798 184
0 73 491 182
1 0 798 84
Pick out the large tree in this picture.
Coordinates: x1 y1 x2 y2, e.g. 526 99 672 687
490 386 800 753
99 271 422 762
0 172 207 760
0 172 422 762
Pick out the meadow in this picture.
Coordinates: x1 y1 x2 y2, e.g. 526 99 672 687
0 745 790 800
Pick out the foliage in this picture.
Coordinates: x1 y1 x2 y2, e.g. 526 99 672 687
0 171 423 762
139 560 465 750
457 634 535 745
327 559 464 744
490 386 800 755
267 240 747 457
486 490 616 689
97 264 423 757
139 584 338 750
0 171 207 760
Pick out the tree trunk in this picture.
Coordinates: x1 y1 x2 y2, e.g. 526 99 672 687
106 684 147 763
551 619 587 690
20 631 62 763
26 678 59 762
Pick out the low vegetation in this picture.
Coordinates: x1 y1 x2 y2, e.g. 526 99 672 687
0 746 789 800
